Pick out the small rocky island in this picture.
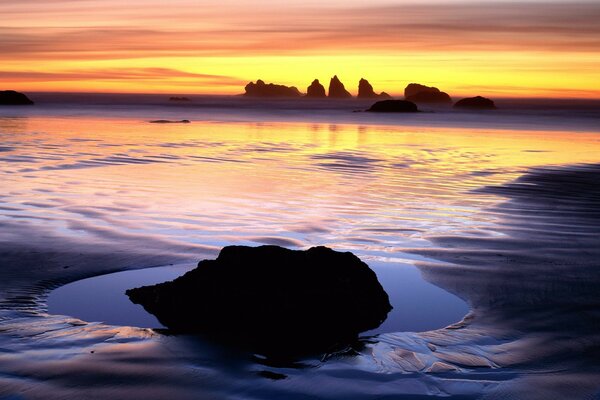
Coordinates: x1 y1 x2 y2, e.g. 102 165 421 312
404 83 451 104
169 96 190 102
328 75 352 98
306 79 327 98
367 100 419 113
0 90 34 105
358 78 391 99
149 119 191 123
127 245 392 356
454 96 497 110
244 80 302 97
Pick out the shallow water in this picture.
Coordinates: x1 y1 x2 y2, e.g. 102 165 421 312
47 261 469 334
1 98 599 399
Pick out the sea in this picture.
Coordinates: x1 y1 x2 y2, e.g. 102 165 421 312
0 93 599 399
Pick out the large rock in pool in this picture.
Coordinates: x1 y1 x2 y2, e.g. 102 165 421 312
126 245 392 355
454 96 496 110
0 90 34 105
367 100 419 113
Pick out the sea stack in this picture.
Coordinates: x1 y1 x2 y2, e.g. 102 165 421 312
244 80 302 97
454 96 496 110
367 100 419 113
126 245 392 356
0 90 34 105
328 76 352 98
358 79 392 99
306 79 326 98
404 83 451 104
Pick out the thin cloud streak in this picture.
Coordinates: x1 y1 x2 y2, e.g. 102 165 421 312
1 1 598 96
0 68 245 86
1 2 599 61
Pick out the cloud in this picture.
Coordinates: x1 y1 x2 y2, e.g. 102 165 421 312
0 1 598 61
0 68 245 86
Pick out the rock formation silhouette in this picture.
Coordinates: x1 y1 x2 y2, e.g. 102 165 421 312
306 79 326 98
149 119 191 123
244 80 302 97
454 96 496 110
126 245 392 357
357 79 392 99
404 83 451 103
367 100 419 113
0 90 34 105
169 97 190 102
328 76 352 98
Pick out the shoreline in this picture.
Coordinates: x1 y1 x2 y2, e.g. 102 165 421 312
1 109 599 398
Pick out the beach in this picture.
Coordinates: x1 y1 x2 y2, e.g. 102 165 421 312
1 95 599 399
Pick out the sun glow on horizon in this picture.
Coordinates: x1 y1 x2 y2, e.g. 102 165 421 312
1 0 599 98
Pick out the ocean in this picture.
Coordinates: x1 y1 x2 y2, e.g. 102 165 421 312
1 93 599 399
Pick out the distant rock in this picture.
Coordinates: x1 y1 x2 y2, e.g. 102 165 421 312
328 76 352 98
244 80 302 98
404 83 435 98
367 100 419 113
149 119 191 123
306 79 326 98
169 97 190 102
126 245 392 356
404 83 451 104
0 90 34 105
454 96 496 110
358 79 392 99
407 90 451 104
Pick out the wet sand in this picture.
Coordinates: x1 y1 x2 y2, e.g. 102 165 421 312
1 105 599 398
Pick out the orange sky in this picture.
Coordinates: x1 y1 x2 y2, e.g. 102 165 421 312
1 0 599 98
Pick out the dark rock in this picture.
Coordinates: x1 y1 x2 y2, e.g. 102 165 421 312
404 83 434 98
407 91 451 104
169 96 190 101
0 90 34 105
367 100 419 113
454 96 496 110
306 79 326 98
404 83 451 103
244 80 302 98
328 76 352 98
149 119 191 123
357 79 391 99
126 245 392 356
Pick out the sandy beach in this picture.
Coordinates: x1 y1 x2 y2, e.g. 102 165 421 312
1 98 599 399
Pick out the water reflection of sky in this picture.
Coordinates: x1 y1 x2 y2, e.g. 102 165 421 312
2 115 600 301
48 260 469 334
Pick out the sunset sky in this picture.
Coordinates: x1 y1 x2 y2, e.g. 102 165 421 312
1 0 599 98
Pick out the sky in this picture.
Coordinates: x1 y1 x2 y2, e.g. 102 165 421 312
1 0 599 98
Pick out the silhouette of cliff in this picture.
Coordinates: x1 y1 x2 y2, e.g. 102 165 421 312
0 90 34 105
306 79 326 98
358 79 391 99
404 83 451 103
244 80 302 97
328 76 352 98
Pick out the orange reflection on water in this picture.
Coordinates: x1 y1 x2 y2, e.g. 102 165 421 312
1 116 599 260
